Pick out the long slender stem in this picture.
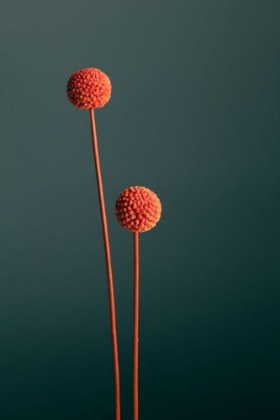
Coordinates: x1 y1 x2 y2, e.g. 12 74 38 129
133 232 139 420
89 108 121 420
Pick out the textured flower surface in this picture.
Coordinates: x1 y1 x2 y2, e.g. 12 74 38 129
67 68 111 109
115 186 162 233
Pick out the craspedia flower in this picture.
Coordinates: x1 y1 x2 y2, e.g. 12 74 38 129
67 68 111 109
115 186 162 233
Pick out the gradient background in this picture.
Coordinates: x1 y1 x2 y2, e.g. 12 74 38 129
0 1 279 419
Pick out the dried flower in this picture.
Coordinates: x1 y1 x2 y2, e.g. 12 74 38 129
115 186 162 233
67 68 111 109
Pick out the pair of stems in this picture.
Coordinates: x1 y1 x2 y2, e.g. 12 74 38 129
89 109 139 420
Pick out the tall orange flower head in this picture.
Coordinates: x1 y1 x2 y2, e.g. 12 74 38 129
67 68 111 109
115 186 162 233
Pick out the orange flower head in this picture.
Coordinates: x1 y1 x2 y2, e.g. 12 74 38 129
67 68 111 109
115 186 162 233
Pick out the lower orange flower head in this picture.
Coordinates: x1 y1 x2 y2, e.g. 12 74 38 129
67 68 111 109
115 186 162 233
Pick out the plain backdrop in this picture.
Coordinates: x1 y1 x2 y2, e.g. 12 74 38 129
0 1 279 419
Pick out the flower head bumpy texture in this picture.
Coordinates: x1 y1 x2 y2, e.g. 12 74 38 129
115 186 162 233
67 68 111 109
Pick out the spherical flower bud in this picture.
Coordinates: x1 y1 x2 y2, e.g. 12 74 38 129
67 68 111 109
115 186 162 233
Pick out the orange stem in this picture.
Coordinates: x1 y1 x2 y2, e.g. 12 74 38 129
89 109 121 420
133 232 139 420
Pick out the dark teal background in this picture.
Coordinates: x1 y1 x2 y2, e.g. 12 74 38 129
0 1 279 419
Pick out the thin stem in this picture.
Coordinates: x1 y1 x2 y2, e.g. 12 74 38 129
133 231 139 420
89 109 121 420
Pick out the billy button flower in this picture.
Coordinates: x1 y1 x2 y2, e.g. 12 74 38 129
67 67 111 109
67 68 120 420
115 186 162 420
115 186 162 233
